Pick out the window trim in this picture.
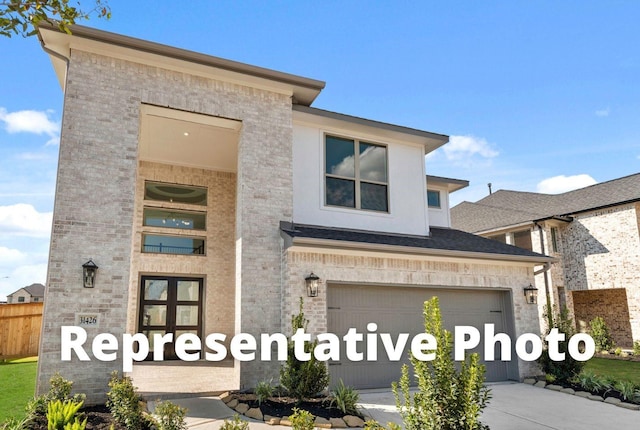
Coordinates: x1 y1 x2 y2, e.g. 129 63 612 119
144 181 208 206
323 133 390 213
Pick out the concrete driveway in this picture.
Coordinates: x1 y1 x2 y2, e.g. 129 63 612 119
160 382 639 429
359 382 639 429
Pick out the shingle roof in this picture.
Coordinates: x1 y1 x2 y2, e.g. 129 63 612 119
23 283 45 297
452 173 640 233
280 221 551 262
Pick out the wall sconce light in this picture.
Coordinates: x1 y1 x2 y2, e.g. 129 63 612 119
524 283 538 304
305 272 320 297
82 259 98 288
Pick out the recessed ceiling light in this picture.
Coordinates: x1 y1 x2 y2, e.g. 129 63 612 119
183 132 190 136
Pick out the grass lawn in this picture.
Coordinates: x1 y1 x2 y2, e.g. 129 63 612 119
0 357 37 423
584 357 640 385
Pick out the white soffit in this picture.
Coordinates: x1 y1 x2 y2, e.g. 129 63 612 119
139 105 240 172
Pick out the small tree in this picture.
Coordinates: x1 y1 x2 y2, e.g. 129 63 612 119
393 297 490 430
589 316 614 352
279 297 329 402
537 305 584 383
0 0 111 38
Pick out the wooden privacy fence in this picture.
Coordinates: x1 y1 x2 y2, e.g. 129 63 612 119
0 302 43 360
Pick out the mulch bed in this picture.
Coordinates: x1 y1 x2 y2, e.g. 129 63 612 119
231 393 358 420
26 405 127 430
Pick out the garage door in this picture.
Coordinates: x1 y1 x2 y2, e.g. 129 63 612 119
327 284 516 389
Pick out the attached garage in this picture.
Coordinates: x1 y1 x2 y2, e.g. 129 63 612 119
327 283 519 389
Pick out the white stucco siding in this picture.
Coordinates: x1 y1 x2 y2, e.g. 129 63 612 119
293 123 430 235
427 182 452 227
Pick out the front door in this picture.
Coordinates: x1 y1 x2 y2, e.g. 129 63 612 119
138 275 203 359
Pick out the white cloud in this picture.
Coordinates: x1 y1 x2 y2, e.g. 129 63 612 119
0 204 53 238
536 174 597 194
443 135 499 165
0 246 27 265
0 107 60 138
0 262 48 302
595 107 610 117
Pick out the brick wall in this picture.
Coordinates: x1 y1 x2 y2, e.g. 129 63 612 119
572 288 633 347
560 204 640 344
39 48 292 402
282 248 541 380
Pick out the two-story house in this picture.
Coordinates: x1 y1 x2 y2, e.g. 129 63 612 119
7 283 45 304
451 174 640 348
37 24 552 403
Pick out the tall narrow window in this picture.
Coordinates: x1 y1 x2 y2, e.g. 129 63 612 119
139 276 203 360
325 135 388 212
550 227 559 253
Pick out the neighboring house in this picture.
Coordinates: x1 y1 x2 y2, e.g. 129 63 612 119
451 174 640 348
37 24 552 403
7 283 45 304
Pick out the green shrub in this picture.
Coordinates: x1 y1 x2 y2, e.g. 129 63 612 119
614 380 638 401
578 370 610 393
46 400 84 430
254 380 274 406
633 340 640 356
279 298 329 402
106 371 145 430
289 408 314 430
393 297 490 430
590 317 615 352
330 379 359 415
218 415 248 430
537 305 585 383
0 417 27 430
363 419 401 430
26 373 86 420
152 401 187 430
62 418 87 430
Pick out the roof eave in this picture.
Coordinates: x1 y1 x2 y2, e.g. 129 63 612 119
287 236 555 264
293 105 448 151
37 23 325 105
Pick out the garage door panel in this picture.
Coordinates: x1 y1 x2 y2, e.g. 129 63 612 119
328 284 514 388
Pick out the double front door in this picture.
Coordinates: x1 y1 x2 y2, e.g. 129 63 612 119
139 275 203 359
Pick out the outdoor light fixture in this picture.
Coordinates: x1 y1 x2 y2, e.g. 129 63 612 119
524 283 538 304
82 259 98 288
305 272 320 297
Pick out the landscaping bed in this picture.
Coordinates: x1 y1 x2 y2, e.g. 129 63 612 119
221 392 367 428
25 405 126 430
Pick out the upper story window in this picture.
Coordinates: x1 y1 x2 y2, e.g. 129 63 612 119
142 181 208 256
325 135 388 212
513 230 533 251
144 182 207 206
143 208 206 230
427 190 441 208
550 227 559 253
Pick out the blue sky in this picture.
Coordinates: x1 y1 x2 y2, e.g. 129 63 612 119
1 1 639 299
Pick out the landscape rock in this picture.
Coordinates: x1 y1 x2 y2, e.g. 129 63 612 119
523 378 536 385
575 391 591 398
545 384 563 391
226 399 238 408
314 416 332 428
616 402 640 411
220 394 233 404
604 397 622 405
343 415 366 427
561 388 575 395
245 407 263 421
588 395 604 402
330 417 348 428
534 381 546 388
263 415 280 425
279 418 292 426
235 403 249 414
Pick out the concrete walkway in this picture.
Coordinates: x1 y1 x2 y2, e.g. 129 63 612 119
153 382 639 429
